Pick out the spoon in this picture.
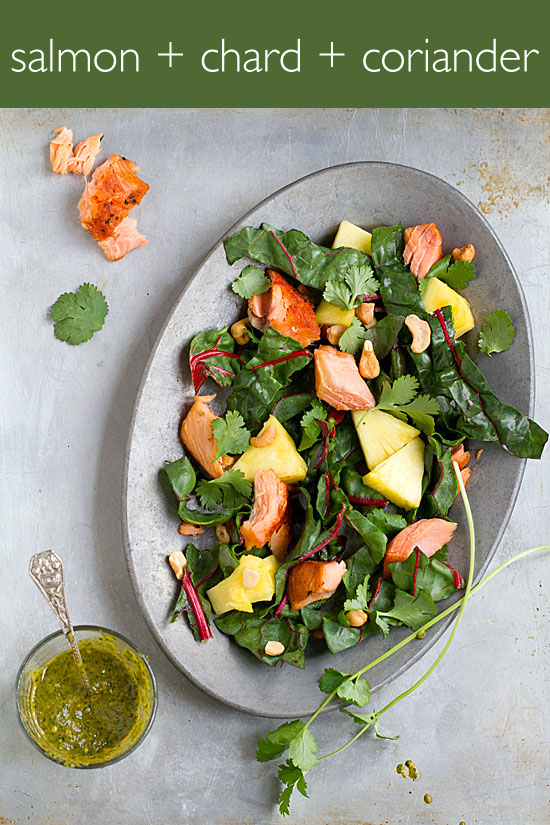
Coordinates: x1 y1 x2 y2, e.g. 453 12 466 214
29 550 91 693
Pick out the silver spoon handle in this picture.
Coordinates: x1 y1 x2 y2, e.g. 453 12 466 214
29 551 91 691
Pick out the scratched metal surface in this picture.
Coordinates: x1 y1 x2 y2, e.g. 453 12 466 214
1 108 549 825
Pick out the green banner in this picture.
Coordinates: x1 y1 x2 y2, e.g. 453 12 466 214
2 0 548 106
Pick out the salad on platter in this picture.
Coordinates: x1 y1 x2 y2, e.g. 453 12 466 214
163 218 547 668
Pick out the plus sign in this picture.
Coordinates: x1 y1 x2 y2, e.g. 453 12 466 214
158 42 184 68
319 42 345 67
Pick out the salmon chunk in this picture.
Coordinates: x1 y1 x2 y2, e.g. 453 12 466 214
241 469 289 552
180 396 234 479
404 223 443 280
98 217 148 261
66 133 103 176
287 559 347 611
383 518 458 578
269 503 292 561
248 270 320 347
314 345 376 410
50 126 74 174
78 153 149 241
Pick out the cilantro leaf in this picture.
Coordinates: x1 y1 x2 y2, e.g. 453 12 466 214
343 576 370 612
323 264 379 310
277 760 309 817
478 310 515 356
319 667 371 707
299 401 327 451
50 283 108 345
440 260 476 291
339 316 367 355
374 376 440 435
231 265 270 299
195 469 252 511
378 589 437 632
288 726 318 772
210 411 250 459
256 720 306 762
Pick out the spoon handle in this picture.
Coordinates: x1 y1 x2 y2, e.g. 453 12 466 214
29 551 91 691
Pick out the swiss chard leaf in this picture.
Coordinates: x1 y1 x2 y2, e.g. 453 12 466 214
378 264 428 319
390 551 461 602
189 327 242 392
224 223 372 290
171 544 222 638
364 314 404 360
345 510 389 565
418 439 458 518
410 308 548 459
371 223 404 268
216 607 310 668
322 618 362 653
227 327 312 427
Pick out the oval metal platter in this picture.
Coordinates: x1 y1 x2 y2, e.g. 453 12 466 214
123 162 533 718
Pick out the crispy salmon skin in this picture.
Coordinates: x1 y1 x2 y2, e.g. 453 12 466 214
78 153 149 241
248 270 320 347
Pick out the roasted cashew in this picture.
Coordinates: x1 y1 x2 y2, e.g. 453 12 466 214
250 423 277 448
216 521 234 544
346 609 368 627
168 550 187 580
326 324 347 346
405 314 431 354
230 318 250 345
264 641 285 656
451 244 475 263
359 340 380 379
355 302 376 329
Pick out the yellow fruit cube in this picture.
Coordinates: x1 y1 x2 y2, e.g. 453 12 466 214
233 416 307 483
363 437 425 511
207 554 280 615
422 277 475 338
315 299 355 328
352 409 420 470
332 220 372 255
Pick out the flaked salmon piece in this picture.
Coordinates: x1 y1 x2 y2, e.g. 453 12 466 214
451 443 470 470
65 133 103 176
314 345 376 411
287 559 347 611
248 269 320 347
269 503 292 561
98 217 148 261
180 396 233 479
178 522 205 536
50 126 74 174
404 223 443 280
460 467 471 485
241 469 289 552
383 518 458 578
78 153 149 241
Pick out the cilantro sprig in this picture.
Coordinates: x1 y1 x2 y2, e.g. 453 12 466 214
210 411 251 459
195 469 252 511
323 264 379 311
478 310 515 356
338 316 367 355
50 283 108 345
298 401 327 451
371 374 440 434
231 265 270 299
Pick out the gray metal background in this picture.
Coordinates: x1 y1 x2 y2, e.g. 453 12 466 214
1 108 549 825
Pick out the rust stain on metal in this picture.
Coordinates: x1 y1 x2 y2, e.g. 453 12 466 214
476 161 550 216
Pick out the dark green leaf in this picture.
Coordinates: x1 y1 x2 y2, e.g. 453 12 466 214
371 223 404 268
224 222 372 290
51 283 108 345
189 327 241 390
231 265 270 299
322 618 361 653
364 314 404 360
390 551 461 602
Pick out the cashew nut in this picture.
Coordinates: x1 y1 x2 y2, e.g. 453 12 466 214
405 314 431 354
451 244 475 263
312 627 325 640
359 340 380 380
326 324 347 346
346 609 368 627
250 423 277 448
355 302 376 329
216 521 234 544
264 640 285 656
168 550 187 580
221 455 236 470
178 522 205 536
230 318 250 345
